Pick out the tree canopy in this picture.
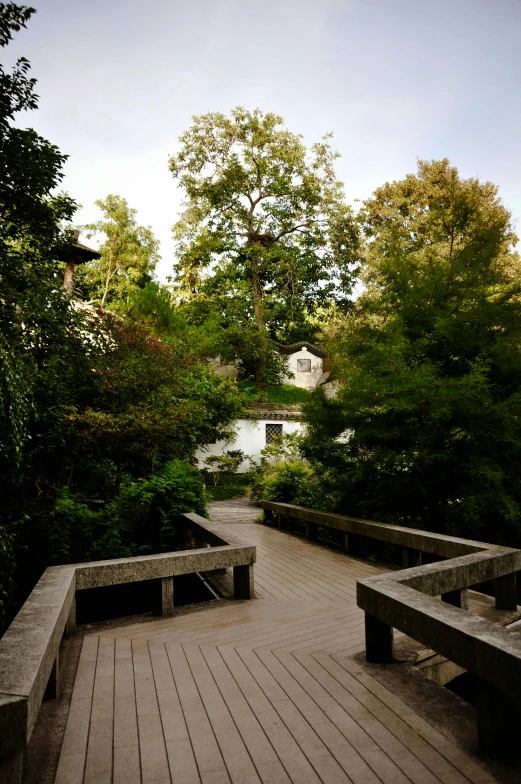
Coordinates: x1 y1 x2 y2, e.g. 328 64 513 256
169 107 361 392
78 194 160 307
303 159 521 544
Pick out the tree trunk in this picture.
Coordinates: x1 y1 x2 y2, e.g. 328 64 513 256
100 247 114 308
249 251 269 400
63 262 75 295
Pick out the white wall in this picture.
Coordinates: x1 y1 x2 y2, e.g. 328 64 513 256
196 418 304 472
208 356 238 378
281 347 323 390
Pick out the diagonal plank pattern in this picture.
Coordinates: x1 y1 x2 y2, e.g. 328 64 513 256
55 513 503 784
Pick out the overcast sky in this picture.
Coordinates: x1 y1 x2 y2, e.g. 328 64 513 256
7 0 521 279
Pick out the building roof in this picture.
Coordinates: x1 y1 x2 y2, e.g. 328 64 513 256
274 341 325 358
54 231 101 266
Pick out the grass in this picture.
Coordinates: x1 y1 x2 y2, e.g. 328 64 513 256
238 381 311 406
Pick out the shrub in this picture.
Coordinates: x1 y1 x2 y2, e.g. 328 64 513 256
250 432 338 510
203 449 250 486
259 459 314 504
105 460 207 555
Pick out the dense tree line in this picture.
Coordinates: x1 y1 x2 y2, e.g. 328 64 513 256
0 4 243 626
302 161 521 545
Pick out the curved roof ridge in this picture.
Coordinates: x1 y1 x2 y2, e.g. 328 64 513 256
273 340 325 358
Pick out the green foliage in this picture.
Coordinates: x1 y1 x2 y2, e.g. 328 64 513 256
303 160 521 545
37 460 207 565
203 472 251 502
250 433 330 508
169 107 361 392
124 282 228 365
238 381 311 405
3 276 243 621
0 3 77 473
0 4 83 621
203 449 249 485
100 460 207 557
256 460 314 504
77 195 160 308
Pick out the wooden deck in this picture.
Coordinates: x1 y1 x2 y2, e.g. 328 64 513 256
53 502 509 784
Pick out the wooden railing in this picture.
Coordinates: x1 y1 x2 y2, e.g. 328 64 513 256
260 500 521 760
0 513 255 783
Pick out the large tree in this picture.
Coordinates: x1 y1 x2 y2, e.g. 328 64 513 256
78 194 160 308
0 2 76 472
169 107 361 393
0 2 79 623
304 159 521 545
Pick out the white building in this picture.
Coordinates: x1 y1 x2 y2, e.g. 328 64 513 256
196 342 334 472
279 342 325 390
195 409 304 473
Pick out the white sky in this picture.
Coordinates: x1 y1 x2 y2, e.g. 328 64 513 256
6 0 521 280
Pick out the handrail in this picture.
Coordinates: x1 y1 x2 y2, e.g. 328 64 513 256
0 513 255 783
259 500 521 760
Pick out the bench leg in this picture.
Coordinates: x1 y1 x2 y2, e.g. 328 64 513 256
402 547 421 568
441 588 468 610
365 613 393 663
234 564 254 600
161 577 174 617
476 678 521 760
495 573 518 610
0 750 23 784
44 654 59 700
306 522 319 541
66 595 76 636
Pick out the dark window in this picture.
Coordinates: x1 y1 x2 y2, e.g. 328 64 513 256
297 358 311 372
265 423 283 444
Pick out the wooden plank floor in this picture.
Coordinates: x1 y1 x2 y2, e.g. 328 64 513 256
54 505 506 784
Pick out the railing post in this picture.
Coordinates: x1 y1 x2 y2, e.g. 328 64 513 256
441 589 469 610
44 654 59 700
0 750 23 784
476 678 521 760
402 547 421 568
365 613 394 663
161 576 174 617
494 573 518 610
0 694 26 784
65 595 76 636
306 522 319 541
344 532 349 554
234 564 254 600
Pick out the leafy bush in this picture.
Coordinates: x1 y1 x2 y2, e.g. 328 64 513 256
203 449 250 486
250 433 333 508
23 460 207 572
258 460 314 504
106 460 207 555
